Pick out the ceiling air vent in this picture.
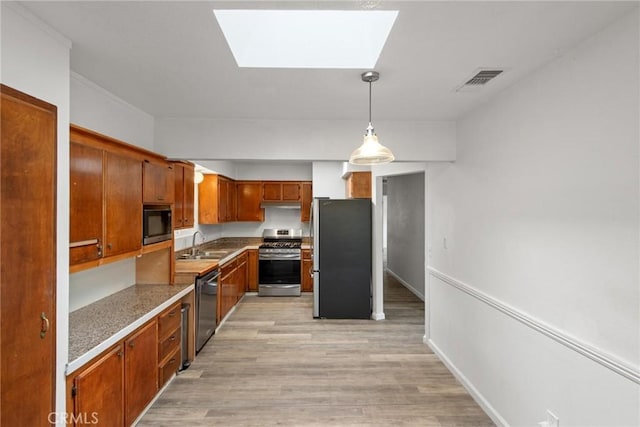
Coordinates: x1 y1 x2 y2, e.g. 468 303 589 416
455 68 504 92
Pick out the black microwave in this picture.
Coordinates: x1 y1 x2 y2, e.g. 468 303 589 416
143 207 172 245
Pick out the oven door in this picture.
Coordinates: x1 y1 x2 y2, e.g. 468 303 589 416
258 253 301 285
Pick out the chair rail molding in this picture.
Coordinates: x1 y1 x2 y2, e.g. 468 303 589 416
427 266 640 385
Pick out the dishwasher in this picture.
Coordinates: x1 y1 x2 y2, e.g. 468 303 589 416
195 268 219 353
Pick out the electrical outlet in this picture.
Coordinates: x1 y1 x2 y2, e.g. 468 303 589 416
443 237 448 249
547 410 559 427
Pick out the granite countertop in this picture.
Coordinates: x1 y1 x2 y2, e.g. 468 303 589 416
67 283 193 374
175 238 262 275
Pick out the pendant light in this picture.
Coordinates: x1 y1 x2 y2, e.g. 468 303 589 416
349 71 395 165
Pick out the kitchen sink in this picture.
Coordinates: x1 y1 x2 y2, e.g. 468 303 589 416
178 250 230 260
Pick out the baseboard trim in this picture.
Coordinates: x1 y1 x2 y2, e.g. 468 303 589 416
372 311 386 321
427 267 640 385
427 339 509 427
386 268 425 301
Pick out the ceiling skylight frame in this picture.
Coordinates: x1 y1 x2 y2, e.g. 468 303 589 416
213 9 399 69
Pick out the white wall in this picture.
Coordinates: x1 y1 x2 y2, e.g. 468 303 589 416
427 10 639 426
71 72 155 150
156 118 456 162
68 72 157 310
386 173 425 300
312 162 345 199
1 2 71 419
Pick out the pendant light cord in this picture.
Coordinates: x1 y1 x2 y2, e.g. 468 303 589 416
368 80 372 124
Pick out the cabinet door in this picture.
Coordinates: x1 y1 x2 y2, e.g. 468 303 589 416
227 180 237 221
70 142 104 264
1 85 57 426
73 345 125 427
182 165 195 227
105 152 142 257
347 172 371 199
198 174 220 224
236 255 248 301
262 182 282 201
247 249 259 292
125 321 158 426
218 177 229 223
143 160 174 204
282 182 301 201
300 182 312 222
173 164 185 229
302 250 313 292
236 182 264 222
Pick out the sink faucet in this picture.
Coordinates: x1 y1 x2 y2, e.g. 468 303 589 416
191 231 205 256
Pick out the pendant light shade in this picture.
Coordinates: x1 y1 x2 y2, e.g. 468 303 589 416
349 71 395 165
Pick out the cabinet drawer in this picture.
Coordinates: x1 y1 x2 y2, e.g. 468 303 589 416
158 325 180 363
158 347 181 388
158 302 181 340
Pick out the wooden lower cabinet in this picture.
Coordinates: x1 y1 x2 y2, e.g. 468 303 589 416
157 302 181 389
68 320 158 426
124 321 158 426
236 252 248 302
71 345 124 426
247 249 258 292
218 259 237 323
302 249 313 292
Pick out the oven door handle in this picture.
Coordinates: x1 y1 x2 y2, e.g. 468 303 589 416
259 253 301 260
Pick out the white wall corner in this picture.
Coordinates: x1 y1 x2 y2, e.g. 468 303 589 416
386 268 425 301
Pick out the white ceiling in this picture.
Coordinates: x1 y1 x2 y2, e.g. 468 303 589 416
22 1 637 122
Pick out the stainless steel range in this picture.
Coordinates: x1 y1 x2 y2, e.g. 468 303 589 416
258 229 302 297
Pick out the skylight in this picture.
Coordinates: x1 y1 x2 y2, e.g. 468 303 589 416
213 9 398 69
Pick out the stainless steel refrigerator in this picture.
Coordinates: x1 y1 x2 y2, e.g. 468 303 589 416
311 198 372 319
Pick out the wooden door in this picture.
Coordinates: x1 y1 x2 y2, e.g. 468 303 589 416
173 164 185 229
1 85 57 426
236 254 247 301
69 142 104 264
73 345 125 426
227 180 237 221
236 182 264 222
124 321 158 426
198 174 220 224
104 151 142 257
300 182 312 222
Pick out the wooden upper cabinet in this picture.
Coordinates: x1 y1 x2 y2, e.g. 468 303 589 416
143 160 174 204
70 142 104 264
301 181 312 222
236 181 264 222
199 174 235 224
282 182 301 201
172 162 195 229
262 181 301 202
346 171 371 199
105 151 142 257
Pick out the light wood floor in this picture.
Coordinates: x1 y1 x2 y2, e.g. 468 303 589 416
139 272 494 426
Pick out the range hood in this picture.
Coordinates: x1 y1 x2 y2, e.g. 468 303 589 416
260 201 301 209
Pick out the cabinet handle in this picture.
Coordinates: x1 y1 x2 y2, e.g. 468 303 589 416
129 342 135 348
40 312 50 339
168 310 177 317
169 335 176 341
117 351 123 358
169 358 176 364
157 196 164 201
107 243 112 250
